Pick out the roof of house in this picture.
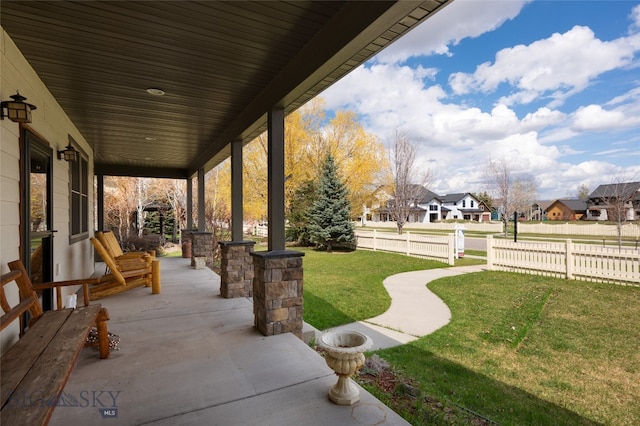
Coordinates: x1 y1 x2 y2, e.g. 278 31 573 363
418 189 441 204
533 200 554 211
440 193 469 203
589 182 640 201
548 199 588 212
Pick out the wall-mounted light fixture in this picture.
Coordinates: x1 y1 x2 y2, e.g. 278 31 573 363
57 144 79 162
1 91 37 123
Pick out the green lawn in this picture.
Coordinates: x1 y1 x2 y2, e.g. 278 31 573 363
371 273 640 425
301 248 454 330
303 249 640 425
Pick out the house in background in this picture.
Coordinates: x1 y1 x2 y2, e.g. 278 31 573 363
372 189 491 223
414 189 442 223
586 182 640 221
545 199 588 221
434 193 491 222
530 200 554 221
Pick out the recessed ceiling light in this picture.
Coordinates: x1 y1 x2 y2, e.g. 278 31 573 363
146 88 165 96
145 137 157 141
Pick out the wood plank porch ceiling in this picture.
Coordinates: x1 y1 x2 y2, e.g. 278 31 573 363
1 0 450 179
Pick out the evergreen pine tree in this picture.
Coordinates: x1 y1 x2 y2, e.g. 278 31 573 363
286 180 317 246
308 155 355 252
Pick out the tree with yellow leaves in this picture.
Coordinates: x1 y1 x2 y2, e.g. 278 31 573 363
190 98 388 239
240 98 388 223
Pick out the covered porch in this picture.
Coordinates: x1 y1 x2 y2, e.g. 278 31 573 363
48 257 407 425
2 2 451 423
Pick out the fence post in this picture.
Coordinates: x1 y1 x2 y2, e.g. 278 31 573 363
566 239 573 280
448 233 455 265
486 235 493 270
406 231 411 256
373 229 377 251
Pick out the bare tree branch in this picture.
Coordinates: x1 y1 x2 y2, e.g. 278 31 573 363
485 158 538 236
387 129 432 234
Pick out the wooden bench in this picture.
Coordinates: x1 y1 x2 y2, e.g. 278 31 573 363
1 260 110 426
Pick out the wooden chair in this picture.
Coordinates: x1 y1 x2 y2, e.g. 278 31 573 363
96 230 155 261
89 237 155 300
3 259 98 324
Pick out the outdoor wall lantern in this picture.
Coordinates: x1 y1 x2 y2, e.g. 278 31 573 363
57 145 79 162
0 91 37 123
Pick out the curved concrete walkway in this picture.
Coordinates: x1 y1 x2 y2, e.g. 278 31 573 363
317 265 486 350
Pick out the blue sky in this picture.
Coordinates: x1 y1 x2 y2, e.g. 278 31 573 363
321 0 640 199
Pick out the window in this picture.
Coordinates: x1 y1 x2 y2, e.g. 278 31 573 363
429 205 438 211
69 137 88 242
471 200 475 208
462 200 466 208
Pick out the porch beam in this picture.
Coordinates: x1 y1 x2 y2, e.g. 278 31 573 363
231 139 243 241
267 108 285 251
94 164 188 179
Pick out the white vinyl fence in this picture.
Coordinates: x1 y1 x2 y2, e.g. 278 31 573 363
362 221 503 233
518 222 640 238
355 230 455 265
252 224 268 237
486 236 639 285
362 221 640 238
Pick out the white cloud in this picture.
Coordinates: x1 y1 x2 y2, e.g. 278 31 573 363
375 0 531 63
631 4 640 29
521 107 567 132
606 86 640 107
572 105 625 131
572 104 640 131
448 26 640 106
562 161 611 178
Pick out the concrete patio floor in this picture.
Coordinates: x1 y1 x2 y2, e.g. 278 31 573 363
48 257 409 426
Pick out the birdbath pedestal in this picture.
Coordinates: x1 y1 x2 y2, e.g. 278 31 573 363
319 330 372 406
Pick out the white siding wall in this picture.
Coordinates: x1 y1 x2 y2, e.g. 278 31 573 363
1 28 95 352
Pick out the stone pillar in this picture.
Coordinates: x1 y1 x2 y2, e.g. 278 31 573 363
219 241 255 298
251 250 304 339
191 231 214 268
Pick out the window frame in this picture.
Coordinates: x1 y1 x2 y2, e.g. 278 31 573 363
68 136 89 244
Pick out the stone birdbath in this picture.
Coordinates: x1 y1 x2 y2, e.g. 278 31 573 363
319 330 372 405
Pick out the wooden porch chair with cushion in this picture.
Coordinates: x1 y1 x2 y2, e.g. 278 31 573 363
96 231 155 261
89 237 155 300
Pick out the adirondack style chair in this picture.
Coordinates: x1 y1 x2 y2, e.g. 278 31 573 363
89 237 155 300
96 230 156 261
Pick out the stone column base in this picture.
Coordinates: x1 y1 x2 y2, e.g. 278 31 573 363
219 240 256 298
251 250 305 339
191 231 214 267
